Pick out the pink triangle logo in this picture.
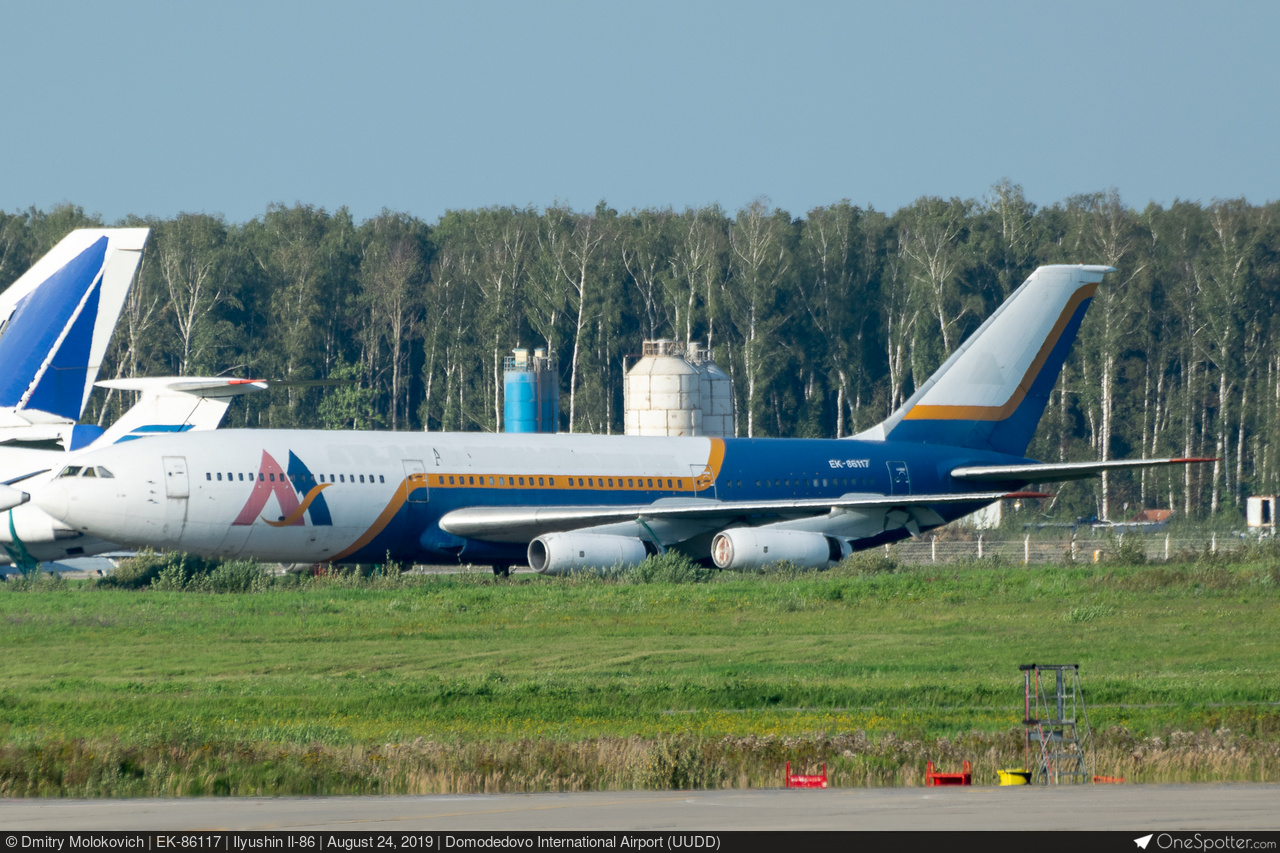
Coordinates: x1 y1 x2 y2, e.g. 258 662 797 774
232 450 303 526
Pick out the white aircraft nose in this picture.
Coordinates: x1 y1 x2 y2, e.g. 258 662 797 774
32 481 70 522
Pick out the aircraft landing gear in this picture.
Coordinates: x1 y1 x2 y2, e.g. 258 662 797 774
492 564 511 578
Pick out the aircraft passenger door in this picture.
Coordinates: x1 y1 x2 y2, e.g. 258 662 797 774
160 456 189 540
886 461 911 496
162 457 190 499
402 459 429 503
689 464 717 499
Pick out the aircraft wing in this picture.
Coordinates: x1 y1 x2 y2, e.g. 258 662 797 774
950 457 1215 483
439 490 1039 542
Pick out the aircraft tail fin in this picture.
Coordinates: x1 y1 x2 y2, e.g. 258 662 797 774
0 228 150 424
91 378 268 448
854 264 1114 456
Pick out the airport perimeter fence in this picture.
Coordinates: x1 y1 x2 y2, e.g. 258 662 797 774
884 533 1259 565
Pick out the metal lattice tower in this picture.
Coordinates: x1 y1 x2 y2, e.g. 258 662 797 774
1020 663 1095 785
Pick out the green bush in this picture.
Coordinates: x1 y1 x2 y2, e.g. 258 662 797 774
1113 535 1148 565
630 551 713 584
98 551 268 593
206 560 270 593
830 549 900 577
3 570 67 592
94 550 173 589
149 553 225 591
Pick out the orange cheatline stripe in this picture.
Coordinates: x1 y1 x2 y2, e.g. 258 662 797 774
427 473 697 490
330 474 427 562
708 438 726 477
904 283 1097 422
327 440 732 560
690 438 725 489
264 483 332 527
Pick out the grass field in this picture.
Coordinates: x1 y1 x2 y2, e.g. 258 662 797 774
2 552 1279 796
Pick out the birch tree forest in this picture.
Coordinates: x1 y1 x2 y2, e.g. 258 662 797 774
2 182 1277 521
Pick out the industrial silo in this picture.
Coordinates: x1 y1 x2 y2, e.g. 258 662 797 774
534 348 559 433
688 343 734 437
624 340 702 436
504 348 558 433
504 349 538 433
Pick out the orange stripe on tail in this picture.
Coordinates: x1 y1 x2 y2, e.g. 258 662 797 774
904 283 1097 422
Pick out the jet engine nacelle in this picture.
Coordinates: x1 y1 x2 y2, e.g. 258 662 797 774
710 528 848 571
0 485 30 513
528 533 655 575
0 504 80 546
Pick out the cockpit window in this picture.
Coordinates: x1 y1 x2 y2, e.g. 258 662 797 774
82 467 97 478
58 466 82 478
97 467 115 479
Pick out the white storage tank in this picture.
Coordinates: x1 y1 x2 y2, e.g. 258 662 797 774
625 340 702 436
688 343 734 438
624 340 734 437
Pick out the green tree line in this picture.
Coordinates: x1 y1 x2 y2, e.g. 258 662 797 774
2 182 1277 521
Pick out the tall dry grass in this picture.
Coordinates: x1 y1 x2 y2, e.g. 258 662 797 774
3 727 1276 797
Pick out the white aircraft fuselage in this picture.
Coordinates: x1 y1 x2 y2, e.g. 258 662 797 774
35 429 1025 569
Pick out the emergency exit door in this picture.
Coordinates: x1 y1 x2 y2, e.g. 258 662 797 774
403 459 429 502
886 461 911 495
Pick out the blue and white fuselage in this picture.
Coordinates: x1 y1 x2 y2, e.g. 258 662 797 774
32 264 1210 573
33 430 1029 570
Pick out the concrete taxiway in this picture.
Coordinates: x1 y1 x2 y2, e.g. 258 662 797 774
3 784 1279 831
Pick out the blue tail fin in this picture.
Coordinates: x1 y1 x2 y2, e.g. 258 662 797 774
0 228 149 422
855 264 1114 456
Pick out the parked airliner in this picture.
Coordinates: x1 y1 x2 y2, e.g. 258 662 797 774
33 265 1209 575
1 377 267 569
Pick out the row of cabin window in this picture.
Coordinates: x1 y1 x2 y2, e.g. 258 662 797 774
206 472 387 484
437 474 686 489
725 476 876 489
429 474 879 490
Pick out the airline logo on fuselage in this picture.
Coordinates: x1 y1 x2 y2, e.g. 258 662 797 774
233 450 333 527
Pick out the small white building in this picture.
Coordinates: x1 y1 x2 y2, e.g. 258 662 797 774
1247 496 1276 532
966 500 1003 530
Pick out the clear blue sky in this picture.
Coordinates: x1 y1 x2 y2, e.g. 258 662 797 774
4 0 1277 224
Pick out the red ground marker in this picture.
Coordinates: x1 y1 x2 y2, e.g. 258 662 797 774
784 761 828 788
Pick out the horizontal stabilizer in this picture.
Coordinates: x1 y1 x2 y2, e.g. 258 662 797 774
440 490 1032 543
950 457 1216 483
96 377 270 399
93 377 269 447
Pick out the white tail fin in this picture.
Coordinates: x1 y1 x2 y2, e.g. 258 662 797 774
855 264 1114 455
